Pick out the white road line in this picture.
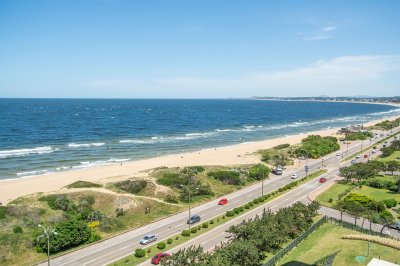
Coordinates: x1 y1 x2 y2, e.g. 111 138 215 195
83 258 96 265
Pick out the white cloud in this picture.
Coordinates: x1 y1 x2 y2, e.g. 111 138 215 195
322 26 337 32
303 35 331 41
81 55 400 98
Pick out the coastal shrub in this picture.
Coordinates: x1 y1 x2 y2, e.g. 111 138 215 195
175 236 179 240
239 206 244 212
164 194 179 203
147 248 152 253
157 172 188 188
345 131 373 141
167 238 173 244
114 179 147 194
364 178 396 190
253 198 259 204
134 248 146 258
197 225 201 231
66 181 102 189
87 230 102 243
157 242 166 250
383 198 398 208
248 164 270 180
39 194 76 212
207 171 242 185
115 208 125 217
273 143 290 150
185 166 205 173
222 215 225 219
179 184 214 202
244 204 250 209
79 195 95 206
374 118 400 130
233 208 240 214
0 206 6 219
13 225 23 234
295 135 340 159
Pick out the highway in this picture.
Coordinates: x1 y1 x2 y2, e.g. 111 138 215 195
37 128 399 266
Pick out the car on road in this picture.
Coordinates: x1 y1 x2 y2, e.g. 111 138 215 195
389 222 400 230
218 198 228 205
336 153 341 157
351 159 357 164
383 144 387 147
356 155 361 159
272 168 283 175
291 173 299 179
140 234 157 245
151 252 171 265
319 178 327 183
363 154 369 158
187 214 201 225
372 150 376 154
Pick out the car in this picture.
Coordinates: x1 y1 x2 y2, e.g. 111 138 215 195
291 173 299 179
383 144 387 148
140 234 157 245
371 150 376 154
363 154 368 158
187 214 201 225
373 146 377 149
351 159 357 164
272 168 283 175
151 252 171 265
356 155 361 159
319 177 327 183
218 198 228 205
389 222 400 230
336 153 341 157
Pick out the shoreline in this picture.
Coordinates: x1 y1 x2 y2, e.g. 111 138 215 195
1 114 399 205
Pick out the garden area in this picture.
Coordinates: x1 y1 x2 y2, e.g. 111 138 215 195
279 222 400 265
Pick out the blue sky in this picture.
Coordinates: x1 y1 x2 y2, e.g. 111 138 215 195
0 0 399 98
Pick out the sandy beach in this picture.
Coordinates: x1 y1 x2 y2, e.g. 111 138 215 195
0 114 399 205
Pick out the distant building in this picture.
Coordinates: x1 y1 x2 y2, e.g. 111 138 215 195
337 124 364 134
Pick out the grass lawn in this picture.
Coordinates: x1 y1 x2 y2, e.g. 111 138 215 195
378 150 400 162
352 186 400 202
316 183 352 207
279 223 400 266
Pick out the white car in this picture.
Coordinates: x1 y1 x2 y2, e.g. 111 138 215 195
336 153 341 157
371 150 376 154
356 155 361 159
140 234 157 245
291 173 299 179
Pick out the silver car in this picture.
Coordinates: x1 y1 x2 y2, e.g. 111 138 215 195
140 234 157 245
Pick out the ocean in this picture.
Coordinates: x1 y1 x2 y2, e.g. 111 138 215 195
0 98 399 180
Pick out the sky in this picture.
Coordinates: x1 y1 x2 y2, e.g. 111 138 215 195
0 0 400 98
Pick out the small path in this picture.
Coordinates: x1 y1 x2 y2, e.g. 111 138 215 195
55 187 182 206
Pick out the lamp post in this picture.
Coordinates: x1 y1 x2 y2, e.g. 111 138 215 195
37 224 58 266
181 185 198 237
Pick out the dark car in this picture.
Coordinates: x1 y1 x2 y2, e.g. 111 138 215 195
152 252 170 265
187 215 201 225
389 222 400 230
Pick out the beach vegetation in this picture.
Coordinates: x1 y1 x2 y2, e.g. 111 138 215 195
295 135 340 159
372 118 400 130
114 179 148 194
259 145 294 166
248 164 270 180
345 131 373 141
0 206 6 219
207 170 243 185
273 143 290 149
164 194 179 203
66 180 102 189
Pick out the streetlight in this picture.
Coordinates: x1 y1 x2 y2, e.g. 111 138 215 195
181 184 198 237
37 224 58 266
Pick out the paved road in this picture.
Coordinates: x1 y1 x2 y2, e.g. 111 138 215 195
38 128 399 266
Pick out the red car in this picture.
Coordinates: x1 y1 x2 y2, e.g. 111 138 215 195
218 198 228 205
364 154 368 158
151 252 170 265
319 178 327 183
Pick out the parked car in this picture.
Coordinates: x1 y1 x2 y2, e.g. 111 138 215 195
140 234 157 245
371 150 376 154
152 252 171 265
218 198 228 205
187 215 201 225
272 168 283 175
319 178 327 183
389 222 400 230
291 173 299 179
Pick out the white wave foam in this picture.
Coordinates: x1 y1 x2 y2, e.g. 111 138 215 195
72 158 131 169
16 169 52 177
67 143 105 148
0 146 55 159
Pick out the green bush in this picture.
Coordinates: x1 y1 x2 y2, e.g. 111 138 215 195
209 219 214 224
39 194 76 212
207 171 242 185
164 194 179 203
383 198 398 208
66 181 102 189
328 198 333 203
202 222 209 228
13 225 23 234
186 166 205 173
114 179 147 194
167 238 173 244
157 242 166 250
244 204 250 209
295 135 340 159
147 248 152 253
273 143 290 150
248 164 270 180
0 206 6 219
87 230 102 243
226 211 234 217
182 230 190 237
190 227 197 234
197 225 201 231
222 215 225 219
157 172 187 188
345 131 373 141
233 208 240 214
134 248 146 258
175 236 179 240
253 198 259 204
239 206 244 212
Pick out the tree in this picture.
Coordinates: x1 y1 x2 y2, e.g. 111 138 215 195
248 164 270 181
385 161 400 176
377 210 395 233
